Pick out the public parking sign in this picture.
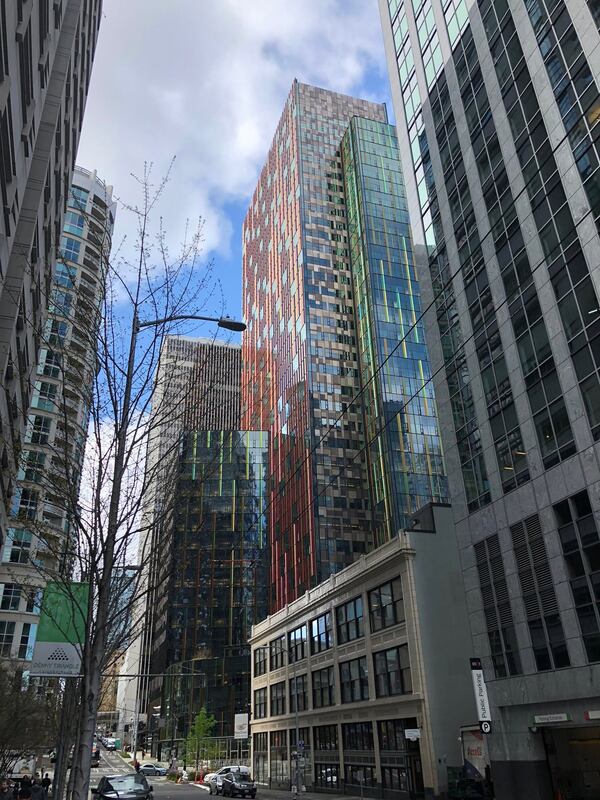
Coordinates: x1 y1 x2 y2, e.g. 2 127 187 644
470 657 492 735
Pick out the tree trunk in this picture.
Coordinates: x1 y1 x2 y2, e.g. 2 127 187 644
68 319 138 800
53 680 78 800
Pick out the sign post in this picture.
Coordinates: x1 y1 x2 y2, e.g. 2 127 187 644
470 658 492 734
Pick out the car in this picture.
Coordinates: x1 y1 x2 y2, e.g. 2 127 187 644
91 774 153 800
104 738 117 751
208 767 250 795
139 764 167 777
221 771 257 798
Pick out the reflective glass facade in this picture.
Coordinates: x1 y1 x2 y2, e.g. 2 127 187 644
149 430 268 740
342 117 447 544
242 82 447 610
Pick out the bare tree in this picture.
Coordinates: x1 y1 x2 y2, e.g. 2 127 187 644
2 164 238 800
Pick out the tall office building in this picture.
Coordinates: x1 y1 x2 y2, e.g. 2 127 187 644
380 0 600 796
0 0 103 553
0 167 115 667
148 429 268 751
125 337 242 748
242 81 446 611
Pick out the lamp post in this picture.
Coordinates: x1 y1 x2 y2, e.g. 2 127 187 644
135 314 246 333
255 643 302 796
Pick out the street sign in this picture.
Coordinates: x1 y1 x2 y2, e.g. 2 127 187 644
470 657 492 735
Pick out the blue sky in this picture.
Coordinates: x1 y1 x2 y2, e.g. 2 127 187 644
78 0 393 333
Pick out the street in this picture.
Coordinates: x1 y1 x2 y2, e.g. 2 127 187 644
90 753 348 800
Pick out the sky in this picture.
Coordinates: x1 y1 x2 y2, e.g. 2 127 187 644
77 0 393 329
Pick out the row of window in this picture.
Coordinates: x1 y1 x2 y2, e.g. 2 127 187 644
253 717 419 789
476 488 600 675
254 577 404 676
253 644 411 718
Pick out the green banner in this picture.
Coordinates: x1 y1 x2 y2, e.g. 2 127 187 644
30 582 89 677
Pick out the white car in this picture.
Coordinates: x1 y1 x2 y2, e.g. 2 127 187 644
206 766 250 795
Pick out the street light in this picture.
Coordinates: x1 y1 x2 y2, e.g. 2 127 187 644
134 314 246 333
255 643 303 796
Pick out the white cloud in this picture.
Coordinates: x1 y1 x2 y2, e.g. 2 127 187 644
76 0 387 264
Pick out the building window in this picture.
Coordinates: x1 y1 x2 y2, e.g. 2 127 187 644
373 645 412 697
269 635 286 670
55 262 77 289
289 674 307 713
312 666 335 708
17 489 38 520
68 186 89 210
368 577 404 631
253 647 267 677
510 514 570 671
339 657 369 703
336 596 363 644
378 718 419 752
344 766 376 788
314 765 339 790
474 534 522 678
288 624 307 663
60 236 81 262
270 731 288 783
64 210 85 235
0 583 21 611
2 529 32 565
253 688 267 720
0 621 15 657
18 622 36 660
554 490 600 662
342 722 373 751
313 725 338 751
270 681 286 716
382 767 410 792
29 415 51 445
253 732 268 784
310 611 333 653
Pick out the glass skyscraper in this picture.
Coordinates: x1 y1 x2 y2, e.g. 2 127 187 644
379 0 600 796
242 81 446 610
148 429 268 748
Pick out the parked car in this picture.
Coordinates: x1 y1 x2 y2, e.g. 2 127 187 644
207 767 250 795
221 771 256 798
91 774 153 800
139 764 167 777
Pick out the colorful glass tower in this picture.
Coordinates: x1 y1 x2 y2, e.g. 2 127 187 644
242 81 447 611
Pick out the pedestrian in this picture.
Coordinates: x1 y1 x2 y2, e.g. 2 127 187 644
29 780 44 800
18 788 32 800
40 775 51 798
0 780 12 800
134 761 140 774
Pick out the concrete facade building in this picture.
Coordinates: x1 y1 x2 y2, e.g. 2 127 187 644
242 81 447 613
0 0 103 553
249 504 476 799
0 166 114 667
379 0 600 796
